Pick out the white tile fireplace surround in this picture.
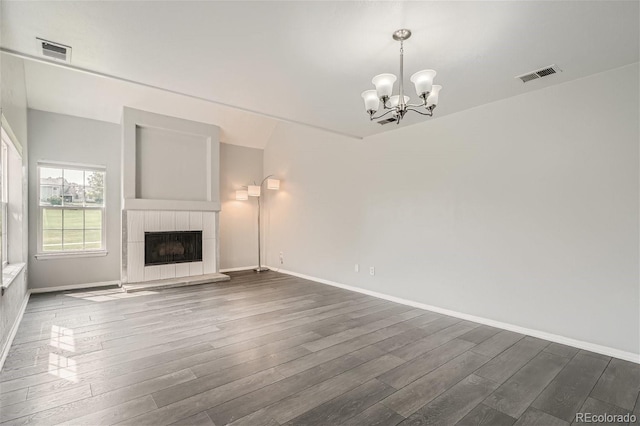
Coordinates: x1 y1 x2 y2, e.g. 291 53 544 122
125 210 218 283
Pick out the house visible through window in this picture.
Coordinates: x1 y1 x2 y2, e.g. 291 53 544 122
38 163 106 253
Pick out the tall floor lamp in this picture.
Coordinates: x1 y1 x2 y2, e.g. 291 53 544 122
236 175 280 272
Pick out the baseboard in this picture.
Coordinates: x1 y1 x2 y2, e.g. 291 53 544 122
0 291 30 372
270 266 640 364
219 266 258 273
29 280 122 294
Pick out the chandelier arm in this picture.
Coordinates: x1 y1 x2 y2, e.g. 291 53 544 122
369 109 398 120
405 108 434 117
405 102 427 108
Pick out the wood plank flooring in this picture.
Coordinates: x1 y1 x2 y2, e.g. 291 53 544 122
0 271 637 425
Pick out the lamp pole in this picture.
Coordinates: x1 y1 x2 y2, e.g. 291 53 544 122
236 175 279 273
254 175 273 273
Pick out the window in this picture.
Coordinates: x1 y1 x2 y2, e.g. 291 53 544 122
1 122 26 289
38 163 106 255
0 141 7 266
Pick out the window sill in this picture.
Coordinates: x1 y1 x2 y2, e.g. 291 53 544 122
35 250 109 261
1 262 26 295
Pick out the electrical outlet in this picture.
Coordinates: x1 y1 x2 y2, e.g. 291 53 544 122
369 266 375 276
354 264 359 273
279 252 284 264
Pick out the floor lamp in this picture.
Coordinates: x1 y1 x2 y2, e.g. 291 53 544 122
236 175 280 272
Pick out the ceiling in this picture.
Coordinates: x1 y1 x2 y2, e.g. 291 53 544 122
1 1 638 147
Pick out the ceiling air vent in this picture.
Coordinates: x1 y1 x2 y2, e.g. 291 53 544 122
36 38 71 63
377 117 397 125
516 64 561 83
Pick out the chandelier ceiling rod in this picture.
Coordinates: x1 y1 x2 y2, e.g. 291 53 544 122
399 39 405 112
396 29 409 115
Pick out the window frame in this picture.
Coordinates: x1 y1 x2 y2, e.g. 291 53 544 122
0 119 27 293
36 161 108 259
0 140 8 267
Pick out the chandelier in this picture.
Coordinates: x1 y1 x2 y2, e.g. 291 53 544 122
361 29 442 124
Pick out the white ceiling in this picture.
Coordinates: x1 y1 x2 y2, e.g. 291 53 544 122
21 60 279 149
2 1 638 147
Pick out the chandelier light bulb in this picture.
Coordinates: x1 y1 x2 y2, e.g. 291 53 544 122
361 90 380 113
372 73 397 99
410 69 437 97
389 95 410 108
427 85 442 106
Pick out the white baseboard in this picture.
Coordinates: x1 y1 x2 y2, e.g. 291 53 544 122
29 280 121 294
269 266 640 364
219 266 257 273
0 291 30 372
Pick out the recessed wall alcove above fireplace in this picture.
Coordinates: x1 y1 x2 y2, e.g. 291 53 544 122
121 107 229 290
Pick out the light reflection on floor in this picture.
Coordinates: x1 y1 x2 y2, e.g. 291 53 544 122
44 288 157 381
49 325 75 351
47 353 78 382
63 289 157 302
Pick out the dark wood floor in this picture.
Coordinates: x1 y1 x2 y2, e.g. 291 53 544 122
0 271 638 425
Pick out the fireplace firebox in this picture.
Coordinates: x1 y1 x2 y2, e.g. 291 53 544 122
144 231 203 266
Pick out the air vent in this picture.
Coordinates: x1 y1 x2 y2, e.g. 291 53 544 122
36 38 71 63
516 64 561 83
377 117 397 125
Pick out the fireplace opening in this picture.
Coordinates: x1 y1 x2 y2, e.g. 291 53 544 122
145 231 203 266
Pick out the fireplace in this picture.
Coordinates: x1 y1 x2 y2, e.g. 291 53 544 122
145 231 203 266
121 109 224 286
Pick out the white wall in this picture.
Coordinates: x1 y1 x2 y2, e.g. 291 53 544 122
219 143 264 270
27 109 121 289
264 63 640 357
0 53 29 358
262 124 364 275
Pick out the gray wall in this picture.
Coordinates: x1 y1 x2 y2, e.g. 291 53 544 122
27 109 264 283
136 126 211 201
0 57 27 147
219 143 263 270
0 54 29 357
263 63 640 356
27 109 121 289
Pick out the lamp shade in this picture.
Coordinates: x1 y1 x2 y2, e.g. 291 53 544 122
372 73 397 98
410 69 436 96
361 90 380 113
427 85 442 106
267 178 280 190
389 95 410 108
248 185 261 197
235 189 248 201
